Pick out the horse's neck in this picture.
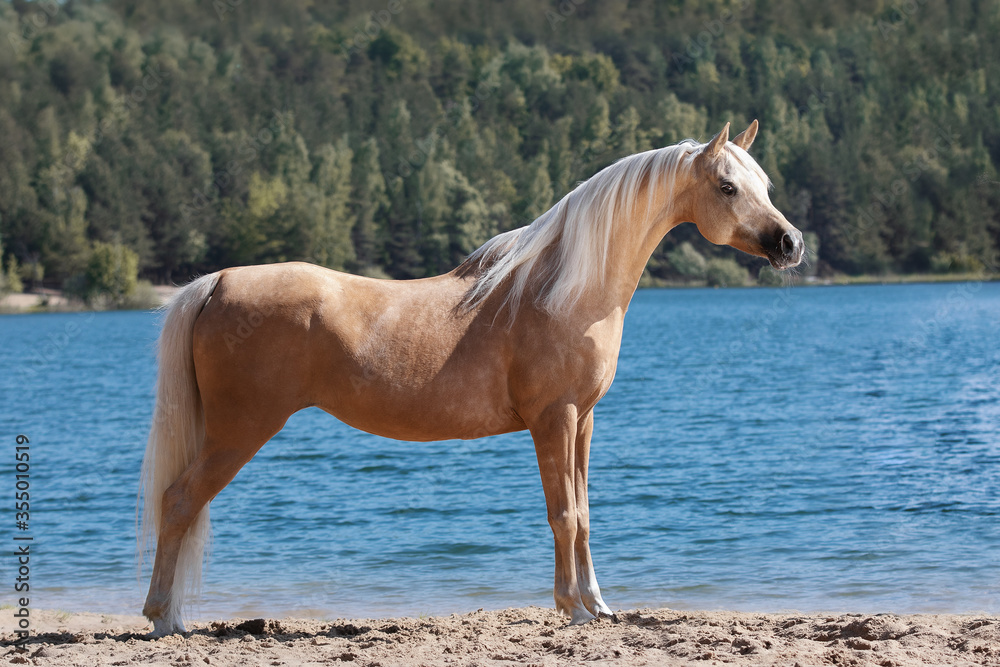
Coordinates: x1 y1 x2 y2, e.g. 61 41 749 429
589 190 684 316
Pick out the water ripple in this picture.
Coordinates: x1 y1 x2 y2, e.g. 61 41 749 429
0 283 998 618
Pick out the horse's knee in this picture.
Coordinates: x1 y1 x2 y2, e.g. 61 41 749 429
157 478 207 540
552 507 590 531
160 483 193 524
547 509 578 540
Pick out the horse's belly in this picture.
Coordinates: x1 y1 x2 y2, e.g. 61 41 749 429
317 387 523 442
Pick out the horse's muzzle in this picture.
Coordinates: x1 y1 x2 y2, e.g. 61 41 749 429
764 227 804 270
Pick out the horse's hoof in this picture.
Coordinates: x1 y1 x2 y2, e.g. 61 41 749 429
590 599 614 617
598 611 621 624
147 618 186 638
568 608 597 625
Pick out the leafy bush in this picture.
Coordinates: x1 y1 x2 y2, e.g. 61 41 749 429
757 266 785 287
666 242 707 279
4 256 23 294
930 251 984 274
0 236 14 296
82 242 139 307
120 280 163 310
705 258 749 287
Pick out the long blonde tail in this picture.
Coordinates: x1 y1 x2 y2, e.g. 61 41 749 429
139 273 220 624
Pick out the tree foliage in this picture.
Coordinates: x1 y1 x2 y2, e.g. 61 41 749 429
705 257 749 288
0 0 998 288
80 241 139 306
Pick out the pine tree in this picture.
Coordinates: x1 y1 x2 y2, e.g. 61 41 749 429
310 139 356 270
350 137 389 273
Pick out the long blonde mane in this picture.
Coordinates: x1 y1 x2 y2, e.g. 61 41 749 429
459 141 700 317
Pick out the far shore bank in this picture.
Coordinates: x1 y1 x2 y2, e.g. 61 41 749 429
2 606 997 666
638 270 1000 289
1 272 996 314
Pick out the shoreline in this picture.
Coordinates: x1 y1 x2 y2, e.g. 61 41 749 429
1 272 997 315
637 270 1000 289
3 606 998 665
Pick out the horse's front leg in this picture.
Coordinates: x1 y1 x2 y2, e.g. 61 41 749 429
573 410 614 618
530 404 595 624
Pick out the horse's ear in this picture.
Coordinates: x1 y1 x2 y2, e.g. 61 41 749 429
732 119 758 151
704 122 730 159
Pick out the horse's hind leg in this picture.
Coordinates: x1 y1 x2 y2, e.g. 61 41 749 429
143 418 282 636
572 410 614 618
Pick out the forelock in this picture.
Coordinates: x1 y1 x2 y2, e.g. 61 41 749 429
725 144 772 191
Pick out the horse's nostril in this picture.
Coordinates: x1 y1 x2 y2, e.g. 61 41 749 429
780 232 796 257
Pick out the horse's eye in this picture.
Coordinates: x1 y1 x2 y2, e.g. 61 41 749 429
720 182 737 197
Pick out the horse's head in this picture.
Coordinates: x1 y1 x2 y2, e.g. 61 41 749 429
684 121 804 270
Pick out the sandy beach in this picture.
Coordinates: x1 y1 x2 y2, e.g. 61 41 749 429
3 607 998 666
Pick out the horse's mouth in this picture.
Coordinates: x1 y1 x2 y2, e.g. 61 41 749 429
766 251 799 271
763 233 804 270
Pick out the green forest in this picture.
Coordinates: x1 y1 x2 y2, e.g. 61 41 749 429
1 0 998 298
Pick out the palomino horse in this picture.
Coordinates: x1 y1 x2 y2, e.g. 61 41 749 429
140 121 803 635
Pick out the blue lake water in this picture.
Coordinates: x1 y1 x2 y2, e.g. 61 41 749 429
1 282 999 621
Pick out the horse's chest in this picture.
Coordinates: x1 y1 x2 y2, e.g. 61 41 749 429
579 318 626 401
511 317 624 411
582 353 619 404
